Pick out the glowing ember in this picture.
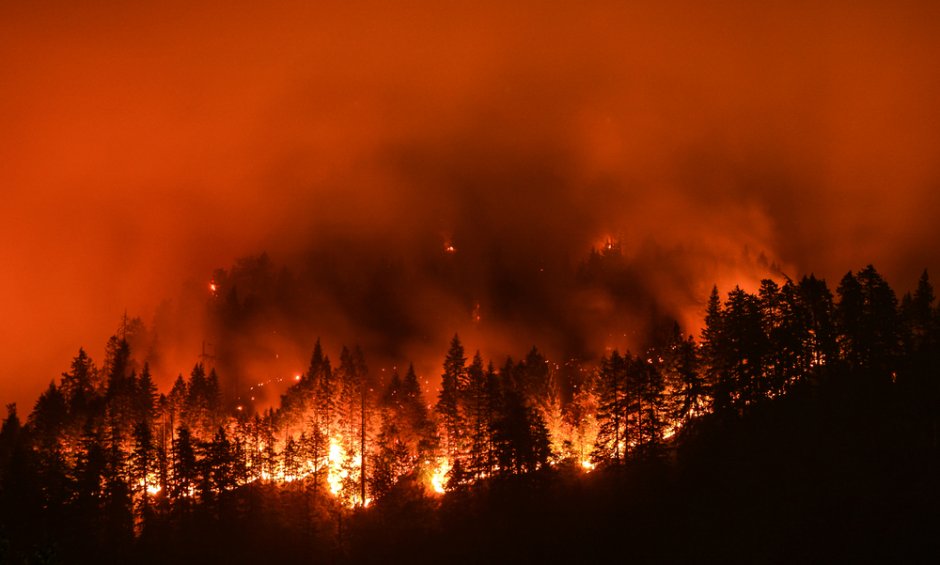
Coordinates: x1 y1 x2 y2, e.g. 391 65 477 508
444 243 456 254
209 281 218 294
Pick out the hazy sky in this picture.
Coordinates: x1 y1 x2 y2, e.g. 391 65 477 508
2 1 940 407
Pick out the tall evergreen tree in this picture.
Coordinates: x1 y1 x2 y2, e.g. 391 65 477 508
436 335 467 458
592 351 629 463
701 286 732 415
131 421 157 529
464 353 491 478
798 274 838 373
837 265 900 382
60 348 99 419
401 363 436 462
631 354 666 458
664 327 706 428
170 426 198 507
491 383 551 475
723 287 767 409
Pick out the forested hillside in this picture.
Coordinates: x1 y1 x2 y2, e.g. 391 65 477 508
1 265 938 563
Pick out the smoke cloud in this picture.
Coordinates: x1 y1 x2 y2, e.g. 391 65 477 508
2 1 940 405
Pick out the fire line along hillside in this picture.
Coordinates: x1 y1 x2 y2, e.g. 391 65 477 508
0 265 938 562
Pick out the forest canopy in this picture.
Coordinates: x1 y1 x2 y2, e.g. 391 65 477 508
1 263 938 562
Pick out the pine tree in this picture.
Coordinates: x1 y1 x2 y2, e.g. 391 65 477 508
631 354 666 458
135 363 158 426
206 426 237 494
369 414 412 500
836 270 865 372
665 328 706 428
701 286 731 415
798 274 837 373
103 411 134 553
314 349 337 440
337 346 370 505
837 266 900 382
60 348 99 419
401 363 436 463
723 287 767 409
901 269 935 360
104 336 138 438
465 352 489 478
436 335 467 458
131 421 157 529
73 425 107 547
300 422 327 492
592 351 629 464
170 426 198 507
491 383 551 475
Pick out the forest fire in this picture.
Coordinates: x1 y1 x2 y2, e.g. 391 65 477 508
1 263 937 562
327 439 347 496
430 458 451 494
1 0 938 560
15 261 902 517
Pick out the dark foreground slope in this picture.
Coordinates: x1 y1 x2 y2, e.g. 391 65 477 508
348 377 940 564
3 372 937 564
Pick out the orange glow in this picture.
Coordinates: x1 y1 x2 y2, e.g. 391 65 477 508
430 458 451 494
1 0 939 424
327 439 346 496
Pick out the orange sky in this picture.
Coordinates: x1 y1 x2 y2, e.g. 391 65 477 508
2 1 940 407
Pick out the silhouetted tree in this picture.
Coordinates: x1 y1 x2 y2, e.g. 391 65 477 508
701 286 732 415
135 363 158 426
401 363 436 461
631 354 666 458
103 412 134 554
725 287 768 408
170 426 198 509
798 275 838 373
837 266 900 382
60 348 100 419
337 345 370 505
436 335 467 458
664 327 706 427
592 351 629 463
465 352 490 478
131 421 157 530
492 383 551 475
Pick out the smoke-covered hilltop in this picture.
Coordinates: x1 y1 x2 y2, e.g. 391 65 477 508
143 238 779 402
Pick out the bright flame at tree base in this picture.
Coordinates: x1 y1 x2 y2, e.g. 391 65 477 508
327 438 347 496
430 458 451 494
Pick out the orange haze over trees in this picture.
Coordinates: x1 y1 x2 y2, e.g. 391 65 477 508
2 1 940 409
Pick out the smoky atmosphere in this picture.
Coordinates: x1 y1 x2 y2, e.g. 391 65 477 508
3 1 940 404
3 2 940 563
0 0 937 404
